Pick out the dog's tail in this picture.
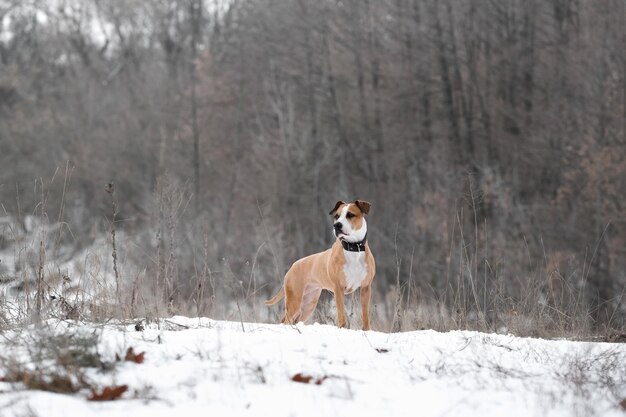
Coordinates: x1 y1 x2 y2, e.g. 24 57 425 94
265 287 285 306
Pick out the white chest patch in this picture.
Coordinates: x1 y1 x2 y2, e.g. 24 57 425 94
343 250 368 293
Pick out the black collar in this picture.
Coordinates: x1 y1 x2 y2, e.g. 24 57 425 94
341 234 367 252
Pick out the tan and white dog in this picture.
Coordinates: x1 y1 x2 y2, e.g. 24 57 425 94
266 200 375 330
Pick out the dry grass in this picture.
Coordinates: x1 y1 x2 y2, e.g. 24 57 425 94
0 328 108 394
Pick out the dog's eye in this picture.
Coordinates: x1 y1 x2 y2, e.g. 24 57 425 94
346 212 355 219
334 214 339 220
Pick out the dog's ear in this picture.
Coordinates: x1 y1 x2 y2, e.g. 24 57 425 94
354 200 371 215
329 200 346 215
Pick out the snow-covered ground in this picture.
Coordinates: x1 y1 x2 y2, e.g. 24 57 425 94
0 317 624 417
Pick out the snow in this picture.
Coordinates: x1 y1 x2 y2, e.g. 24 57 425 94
0 317 624 417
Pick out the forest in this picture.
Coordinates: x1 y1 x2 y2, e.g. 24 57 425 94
0 0 624 335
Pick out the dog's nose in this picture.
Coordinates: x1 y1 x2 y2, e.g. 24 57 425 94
334 222 343 231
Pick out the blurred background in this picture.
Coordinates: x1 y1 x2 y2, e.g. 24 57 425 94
0 0 624 335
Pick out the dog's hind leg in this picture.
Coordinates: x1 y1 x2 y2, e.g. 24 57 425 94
283 283 304 325
299 284 322 323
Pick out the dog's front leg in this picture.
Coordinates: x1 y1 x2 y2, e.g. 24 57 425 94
360 284 371 330
333 286 347 328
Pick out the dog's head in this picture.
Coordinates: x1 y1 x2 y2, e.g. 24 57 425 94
329 200 371 243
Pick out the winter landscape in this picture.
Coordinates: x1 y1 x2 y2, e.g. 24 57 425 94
1 318 625 417
1 1 625 416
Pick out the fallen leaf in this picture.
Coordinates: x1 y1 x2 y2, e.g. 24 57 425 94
619 398 626 410
292 373 329 385
292 373 314 383
116 347 145 364
88 385 128 401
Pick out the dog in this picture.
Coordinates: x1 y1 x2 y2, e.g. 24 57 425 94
266 200 375 330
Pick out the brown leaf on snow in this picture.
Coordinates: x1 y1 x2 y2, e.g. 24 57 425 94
115 347 145 364
619 398 626 410
124 347 145 364
291 373 329 385
88 385 128 401
292 373 314 383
